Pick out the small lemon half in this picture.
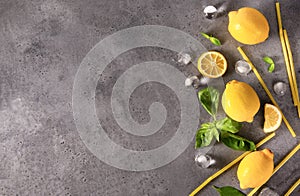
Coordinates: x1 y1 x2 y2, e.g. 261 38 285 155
197 51 227 78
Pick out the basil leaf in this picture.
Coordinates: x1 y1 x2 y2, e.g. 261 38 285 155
220 132 256 151
263 56 275 65
200 32 222 46
200 32 210 39
212 127 220 142
268 63 275 73
198 87 220 117
216 117 242 134
195 123 217 148
209 37 222 46
213 186 245 196
263 56 275 73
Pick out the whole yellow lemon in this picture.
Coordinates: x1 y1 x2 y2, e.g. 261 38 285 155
228 7 270 45
237 149 274 189
222 80 260 122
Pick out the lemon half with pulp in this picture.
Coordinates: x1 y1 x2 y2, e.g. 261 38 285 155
197 51 227 78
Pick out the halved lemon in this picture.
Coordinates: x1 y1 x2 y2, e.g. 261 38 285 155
197 51 227 78
263 103 282 133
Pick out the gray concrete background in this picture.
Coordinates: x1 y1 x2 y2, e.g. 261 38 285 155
0 0 299 195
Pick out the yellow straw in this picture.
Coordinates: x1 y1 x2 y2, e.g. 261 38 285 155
276 2 298 107
284 178 300 196
279 29 297 106
283 29 299 105
189 133 276 196
247 143 300 196
237 47 296 137
283 29 300 117
276 2 283 30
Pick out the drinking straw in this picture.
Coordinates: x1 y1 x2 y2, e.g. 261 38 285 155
283 30 299 105
237 47 296 137
284 178 300 196
283 29 300 117
247 143 300 196
279 30 297 106
275 2 283 30
276 2 298 107
189 133 276 196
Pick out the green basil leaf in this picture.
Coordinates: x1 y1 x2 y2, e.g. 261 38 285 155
200 32 210 39
216 117 242 134
198 87 220 117
220 132 256 151
195 123 216 148
263 56 275 72
213 186 246 196
209 37 222 46
268 63 275 73
263 56 275 65
212 127 220 142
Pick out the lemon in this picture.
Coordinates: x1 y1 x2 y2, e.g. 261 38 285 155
237 149 274 189
228 7 270 45
197 51 227 78
221 80 260 122
263 103 282 133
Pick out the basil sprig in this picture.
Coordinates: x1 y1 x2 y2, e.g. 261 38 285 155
195 87 256 151
213 186 245 196
201 32 222 46
263 56 275 73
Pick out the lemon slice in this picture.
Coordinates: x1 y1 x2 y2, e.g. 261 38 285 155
263 103 282 133
197 51 227 78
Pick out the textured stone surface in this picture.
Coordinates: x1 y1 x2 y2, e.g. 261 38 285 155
0 0 299 195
